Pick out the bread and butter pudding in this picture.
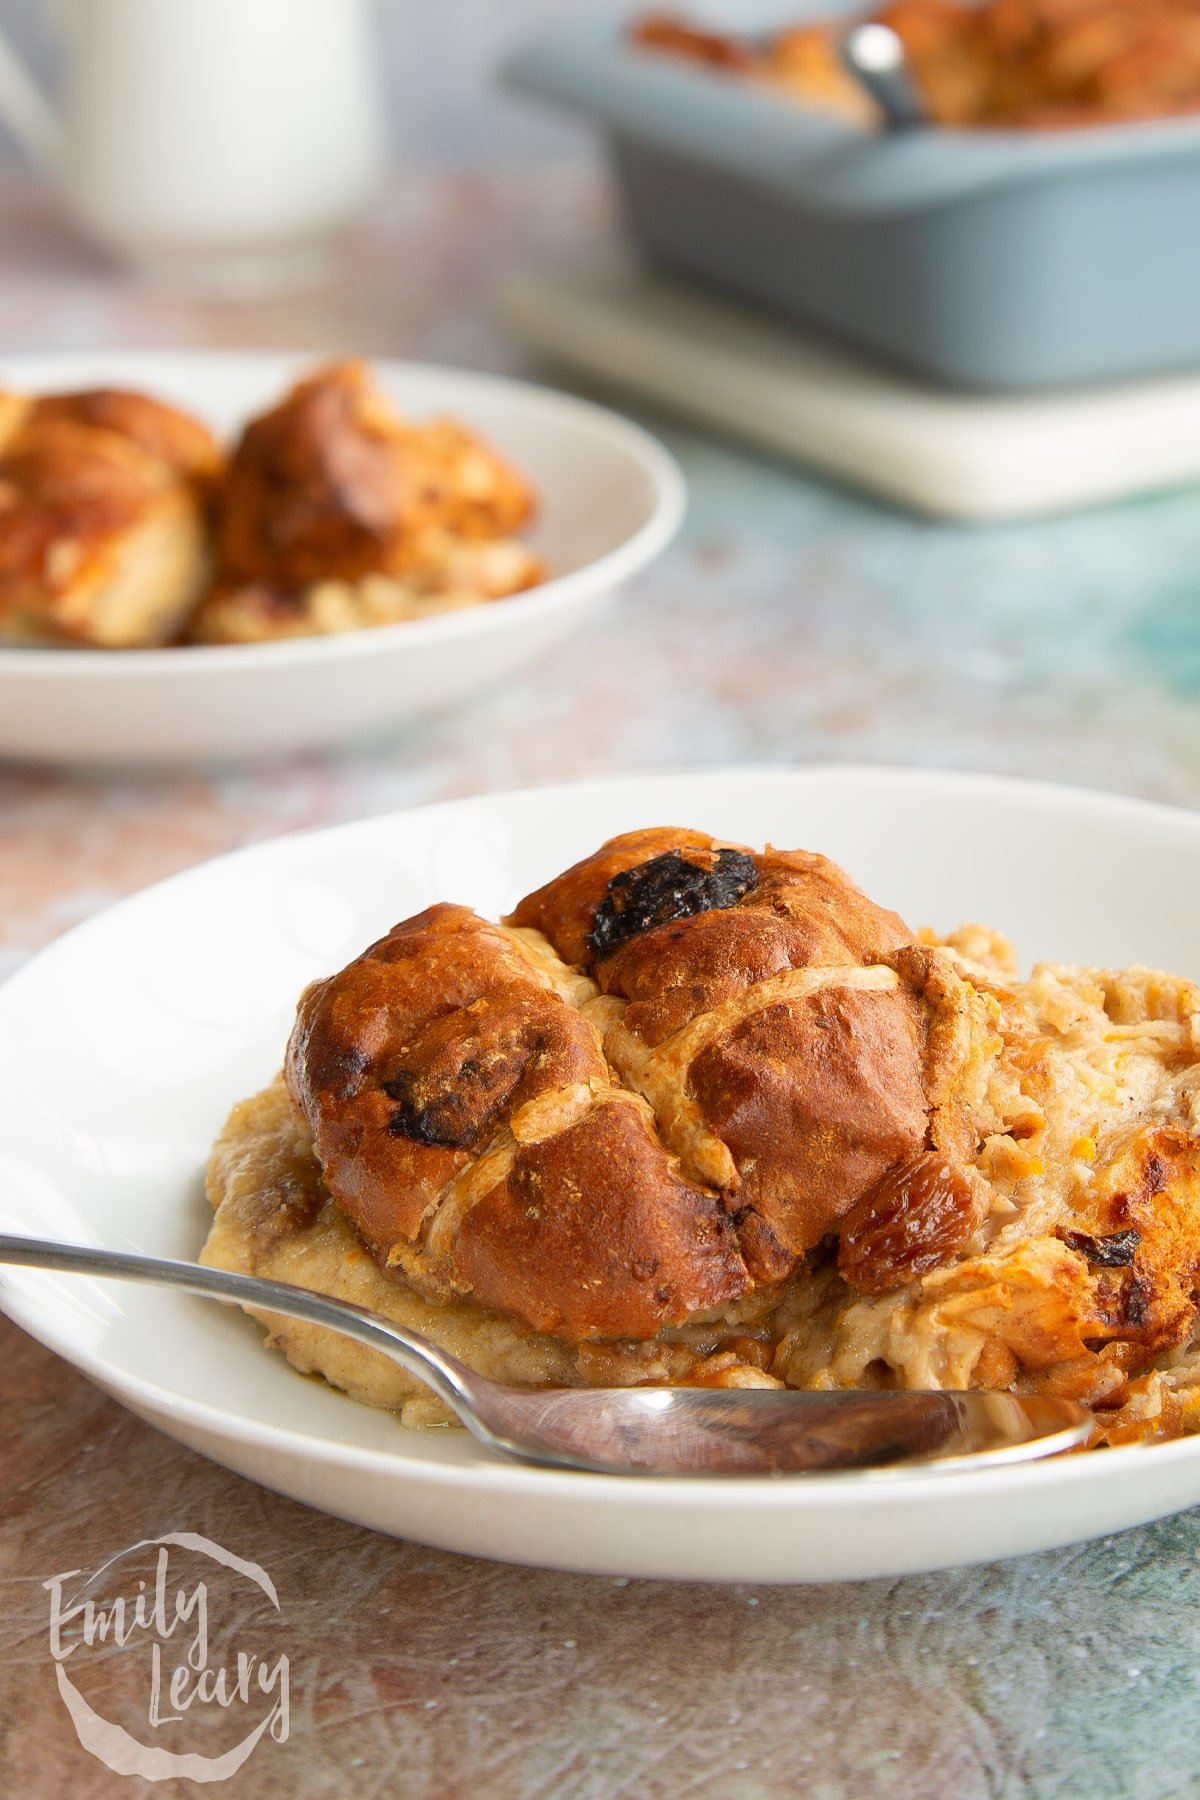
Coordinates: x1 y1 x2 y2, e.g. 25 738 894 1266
201 829 1200 1444
633 3 1200 131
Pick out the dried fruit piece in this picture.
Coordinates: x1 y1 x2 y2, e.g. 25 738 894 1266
587 848 759 959
1060 1227 1141 1269
837 1151 982 1295
383 1068 483 1148
1120 1273 1153 1329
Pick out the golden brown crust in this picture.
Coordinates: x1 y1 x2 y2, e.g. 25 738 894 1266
199 1076 586 1425
287 904 541 1248
446 1098 751 1339
688 982 928 1278
513 829 927 1282
1057 1125 1200 1365
285 899 750 1341
28 389 222 487
215 360 536 588
0 397 216 648
288 833 932 1335
511 830 915 980
630 13 759 70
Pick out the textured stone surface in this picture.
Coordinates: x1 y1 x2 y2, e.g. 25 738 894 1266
5 1317 1200 1799
5 166 1200 1795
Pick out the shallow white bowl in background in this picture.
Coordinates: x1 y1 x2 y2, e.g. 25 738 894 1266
0 351 685 766
3 765 1200 1583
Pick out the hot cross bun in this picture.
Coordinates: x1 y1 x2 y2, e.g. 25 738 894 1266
284 830 930 1338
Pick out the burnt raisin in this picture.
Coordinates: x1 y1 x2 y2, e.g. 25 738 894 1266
587 849 759 959
315 1041 369 1101
1121 1273 1153 1329
1061 1227 1141 1269
383 1070 478 1148
838 1152 982 1295
386 1072 471 1144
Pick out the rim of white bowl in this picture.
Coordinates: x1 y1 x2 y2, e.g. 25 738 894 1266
0 353 687 680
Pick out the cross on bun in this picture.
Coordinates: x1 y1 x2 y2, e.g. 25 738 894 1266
512 830 928 1283
286 830 931 1341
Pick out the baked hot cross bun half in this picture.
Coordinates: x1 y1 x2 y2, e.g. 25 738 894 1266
0 386 220 647
214 360 537 588
512 829 929 1283
192 361 543 643
285 902 751 1341
287 831 934 1343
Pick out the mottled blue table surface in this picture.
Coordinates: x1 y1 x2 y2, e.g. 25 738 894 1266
2 169 1200 1799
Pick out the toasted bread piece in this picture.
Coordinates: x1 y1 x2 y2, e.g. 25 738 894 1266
281 835 925 1336
0 388 219 648
215 360 537 589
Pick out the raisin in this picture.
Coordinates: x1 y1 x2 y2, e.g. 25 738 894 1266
587 849 759 959
313 1040 369 1101
383 1069 472 1147
382 1062 517 1149
837 1152 981 1296
1121 1273 1153 1329
1061 1227 1140 1269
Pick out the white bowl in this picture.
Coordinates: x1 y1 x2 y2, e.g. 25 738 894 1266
4 765 1200 1583
0 351 684 766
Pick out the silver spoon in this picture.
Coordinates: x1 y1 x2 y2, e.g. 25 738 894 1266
839 20 929 130
0 1235 1092 1476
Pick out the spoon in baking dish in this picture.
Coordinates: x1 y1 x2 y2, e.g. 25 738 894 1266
0 1236 1092 1476
838 21 929 130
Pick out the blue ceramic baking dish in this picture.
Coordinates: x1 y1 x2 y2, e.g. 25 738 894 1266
503 3 1200 391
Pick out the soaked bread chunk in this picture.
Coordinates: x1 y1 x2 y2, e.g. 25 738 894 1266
0 387 219 647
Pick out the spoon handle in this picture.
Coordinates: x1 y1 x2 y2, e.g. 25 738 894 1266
0 1232 484 1432
0 1235 1096 1476
839 22 928 130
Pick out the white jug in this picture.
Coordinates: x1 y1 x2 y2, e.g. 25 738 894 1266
0 0 386 281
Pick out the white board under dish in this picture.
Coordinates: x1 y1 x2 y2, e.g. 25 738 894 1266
504 250 1200 522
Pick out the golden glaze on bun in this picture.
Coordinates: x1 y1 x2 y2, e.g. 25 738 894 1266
215 360 536 589
0 361 543 649
285 830 929 1337
0 388 220 647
